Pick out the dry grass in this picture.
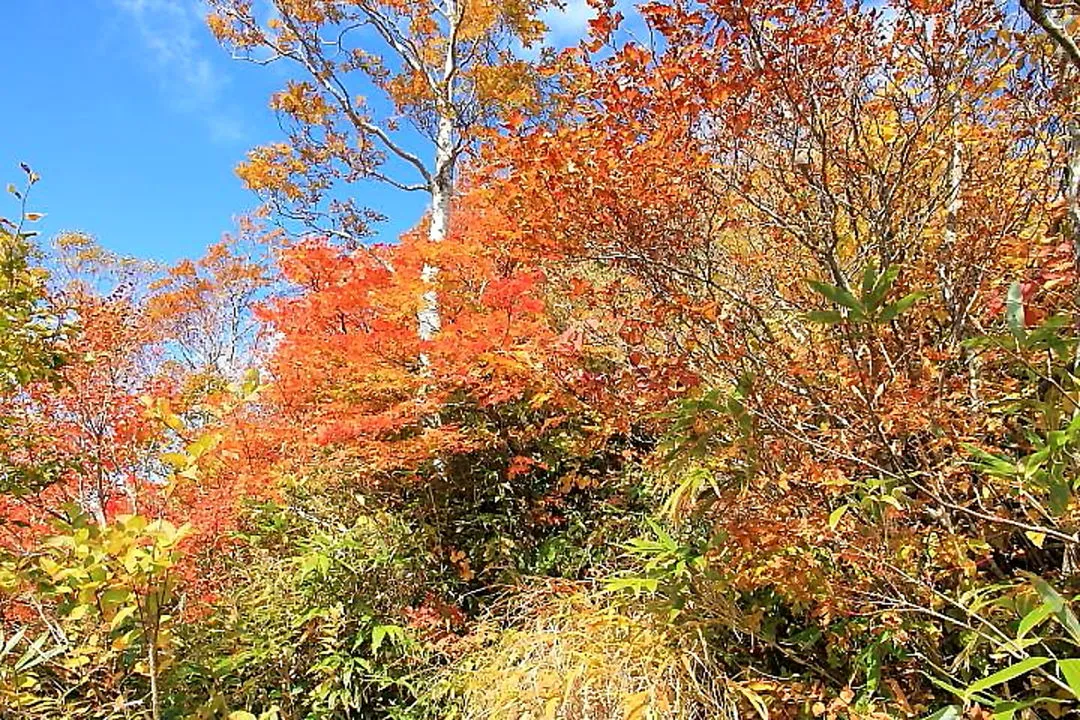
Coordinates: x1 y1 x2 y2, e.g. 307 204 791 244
440 583 739 720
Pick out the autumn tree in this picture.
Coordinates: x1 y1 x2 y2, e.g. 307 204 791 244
146 220 277 388
1016 0 1080 275
207 0 552 340
465 0 1080 712
0 166 67 392
0 167 73 527
1022 0 1080 74
0 227 270 546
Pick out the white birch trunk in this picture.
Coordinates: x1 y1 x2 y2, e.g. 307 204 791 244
941 96 964 342
418 0 459 345
418 112 455 343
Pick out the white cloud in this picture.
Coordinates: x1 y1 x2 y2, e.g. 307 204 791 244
112 0 246 143
540 0 644 51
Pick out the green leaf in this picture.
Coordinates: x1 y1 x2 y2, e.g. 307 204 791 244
990 697 1065 720
921 706 960 720
1028 574 1080 644
15 635 65 672
1058 658 1080 699
925 672 995 705
100 587 131 611
604 576 660 595
65 603 91 622
806 310 845 325
372 624 404 654
2 627 26 657
965 656 1049 696
1016 601 1053 639
646 518 678 551
807 280 864 318
371 625 388 654
879 291 928 322
962 443 1016 477
866 264 901 310
828 505 849 530
861 262 878 298
1050 478 1072 516
109 604 137 631
1005 281 1026 341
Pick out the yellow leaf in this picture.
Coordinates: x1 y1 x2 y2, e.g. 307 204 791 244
623 690 650 720
66 603 90 622
528 392 552 409
160 452 189 470
731 681 770 720
828 505 849 531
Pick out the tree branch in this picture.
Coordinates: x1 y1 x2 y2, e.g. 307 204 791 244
1022 0 1080 70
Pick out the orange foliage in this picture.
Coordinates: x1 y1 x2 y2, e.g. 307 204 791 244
449 0 1073 706
253 198 599 484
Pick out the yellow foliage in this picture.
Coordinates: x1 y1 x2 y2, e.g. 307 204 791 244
442 588 735 719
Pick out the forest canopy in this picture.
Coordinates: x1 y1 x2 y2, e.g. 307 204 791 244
5 0 1080 718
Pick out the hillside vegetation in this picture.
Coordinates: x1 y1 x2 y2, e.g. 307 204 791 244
5 1 1080 718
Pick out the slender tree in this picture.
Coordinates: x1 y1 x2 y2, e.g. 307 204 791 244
207 0 551 339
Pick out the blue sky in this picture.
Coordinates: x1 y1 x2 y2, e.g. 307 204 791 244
2 1 280 263
0 0 600 265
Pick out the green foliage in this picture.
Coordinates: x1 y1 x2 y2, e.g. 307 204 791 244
963 410 1080 517
828 476 909 531
806 262 927 326
169 485 432 719
910 290 1080 719
0 627 67 715
926 576 1080 719
606 519 708 601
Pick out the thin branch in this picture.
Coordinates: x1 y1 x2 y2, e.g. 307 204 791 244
276 11 434 186
1023 0 1080 70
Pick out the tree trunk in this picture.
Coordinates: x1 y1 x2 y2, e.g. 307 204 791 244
941 95 965 344
418 112 454 344
429 113 454 245
147 630 160 720
1063 118 1080 268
